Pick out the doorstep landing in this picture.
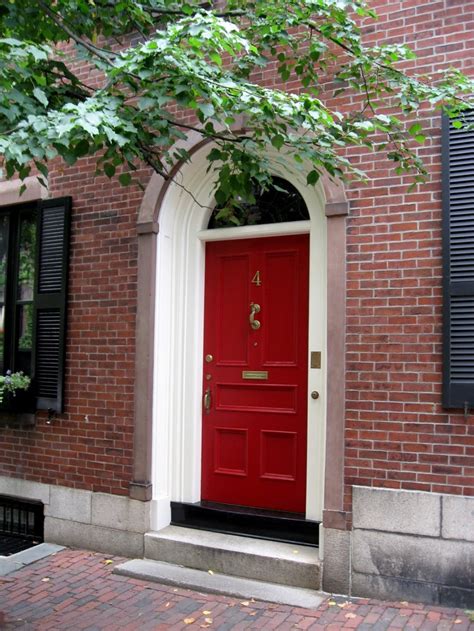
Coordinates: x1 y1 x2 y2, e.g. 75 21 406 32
145 526 321 589
114 558 325 609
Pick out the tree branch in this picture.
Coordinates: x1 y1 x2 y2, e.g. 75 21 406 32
37 0 116 67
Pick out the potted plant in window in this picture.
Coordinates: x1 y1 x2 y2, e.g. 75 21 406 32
0 370 32 413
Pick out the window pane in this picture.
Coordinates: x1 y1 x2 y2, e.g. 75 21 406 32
16 303 33 374
0 214 9 303
0 305 5 375
208 177 310 228
0 215 9 374
18 214 36 302
18 303 33 352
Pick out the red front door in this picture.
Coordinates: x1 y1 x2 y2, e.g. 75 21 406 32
201 235 309 513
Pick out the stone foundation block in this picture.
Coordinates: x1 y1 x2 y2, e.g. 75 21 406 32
45 487 92 524
352 530 473 589
442 495 474 542
0 477 50 505
91 493 150 533
353 486 440 537
45 517 144 558
321 528 351 595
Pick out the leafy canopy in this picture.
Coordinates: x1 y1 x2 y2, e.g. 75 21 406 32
0 0 473 203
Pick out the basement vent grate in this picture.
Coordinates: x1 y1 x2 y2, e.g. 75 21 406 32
0 495 44 556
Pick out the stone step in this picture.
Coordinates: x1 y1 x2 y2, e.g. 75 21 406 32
144 526 321 590
114 558 325 609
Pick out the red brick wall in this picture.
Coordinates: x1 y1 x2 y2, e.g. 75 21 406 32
0 1 473 510
0 163 151 496
343 0 474 515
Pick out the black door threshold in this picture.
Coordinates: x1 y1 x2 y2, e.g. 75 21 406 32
170 501 319 547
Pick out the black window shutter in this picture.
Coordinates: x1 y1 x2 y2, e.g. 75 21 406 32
442 112 474 409
32 197 72 413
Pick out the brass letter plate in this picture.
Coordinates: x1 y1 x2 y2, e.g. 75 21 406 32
242 371 268 380
311 351 321 369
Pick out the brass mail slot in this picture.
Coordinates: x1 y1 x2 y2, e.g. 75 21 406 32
242 370 268 380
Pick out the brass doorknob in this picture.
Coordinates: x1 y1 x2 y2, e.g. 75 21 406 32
311 391 319 400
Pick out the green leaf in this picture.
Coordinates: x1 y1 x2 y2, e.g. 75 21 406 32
209 52 222 66
271 135 285 150
119 172 132 186
198 102 215 119
408 122 422 135
104 163 115 178
306 170 319 185
32 87 48 107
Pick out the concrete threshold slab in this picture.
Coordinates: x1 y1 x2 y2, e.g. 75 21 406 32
0 543 64 577
145 526 321 589
148 526 319 563
114 558 326 609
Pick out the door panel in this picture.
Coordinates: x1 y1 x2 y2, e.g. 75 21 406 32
216 254 250 365
263 249 299 366
202 235 309 513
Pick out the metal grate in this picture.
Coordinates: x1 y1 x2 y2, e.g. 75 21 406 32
0 495 43 556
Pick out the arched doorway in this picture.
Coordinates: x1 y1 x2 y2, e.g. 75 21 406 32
150 143 327 533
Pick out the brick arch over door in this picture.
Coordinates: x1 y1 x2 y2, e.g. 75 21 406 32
129 137 349 533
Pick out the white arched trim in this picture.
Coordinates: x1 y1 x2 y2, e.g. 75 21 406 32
151 145 327 530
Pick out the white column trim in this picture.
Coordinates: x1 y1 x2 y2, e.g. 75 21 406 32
198 221 311 242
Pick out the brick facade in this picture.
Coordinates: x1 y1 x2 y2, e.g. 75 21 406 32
343 0 474 514
0 0 473 602
0 167 150 495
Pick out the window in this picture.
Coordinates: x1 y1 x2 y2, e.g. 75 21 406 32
442 112 474 410
0 197 71 414
208 177 309 228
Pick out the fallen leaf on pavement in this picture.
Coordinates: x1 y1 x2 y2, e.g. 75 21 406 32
41 578 50 582
208 570 214 575
240 601 250 606
204 618 213 624
103 560 113 565
183 618 196 625
202 611 212 615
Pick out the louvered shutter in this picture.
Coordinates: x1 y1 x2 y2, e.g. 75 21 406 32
442 112 474 409
32 198 72 412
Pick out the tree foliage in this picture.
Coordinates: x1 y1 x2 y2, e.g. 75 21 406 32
0 0 473 203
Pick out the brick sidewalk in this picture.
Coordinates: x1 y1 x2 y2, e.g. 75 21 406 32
0 549 472 630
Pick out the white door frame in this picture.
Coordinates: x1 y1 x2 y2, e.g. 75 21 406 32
151 144 327 531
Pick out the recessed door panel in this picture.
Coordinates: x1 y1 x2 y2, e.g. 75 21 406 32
263 249 300 366
201 235 309 512
216 254 250 365
216 383 297 414
260 431 297 481
214 428 248 476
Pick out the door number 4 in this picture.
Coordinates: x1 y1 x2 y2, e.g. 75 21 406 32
251 270 262 286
